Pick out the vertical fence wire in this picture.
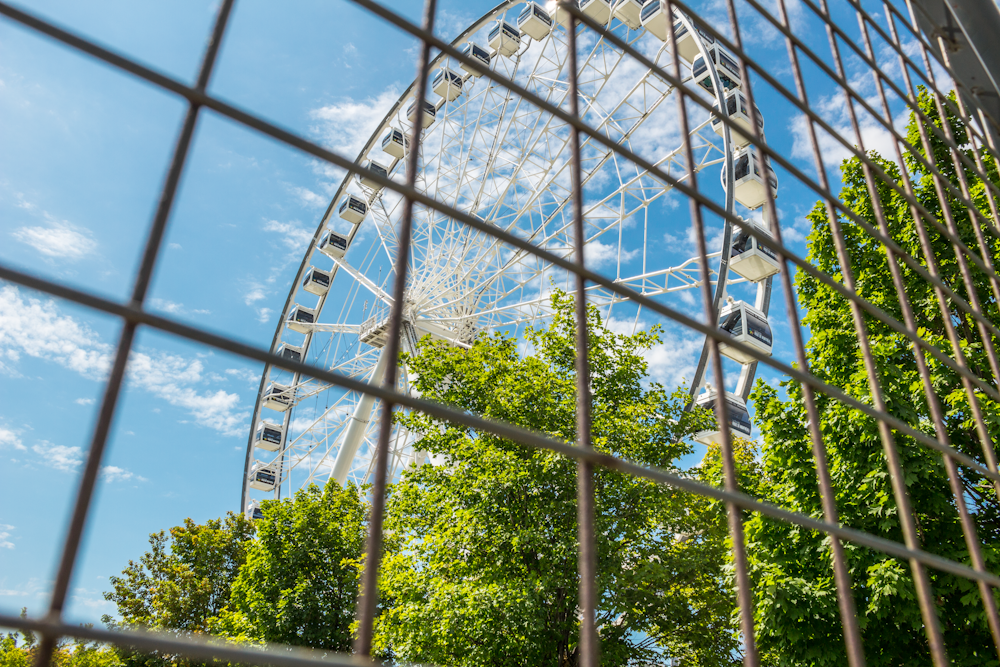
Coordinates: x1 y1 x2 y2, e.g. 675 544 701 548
352 0 437 654
3 0 1000 665
561 4 600 665
31 3 235 666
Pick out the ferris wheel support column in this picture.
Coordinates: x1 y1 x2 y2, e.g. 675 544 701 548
331 348 390 484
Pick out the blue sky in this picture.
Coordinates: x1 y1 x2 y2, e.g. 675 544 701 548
0 0 929 625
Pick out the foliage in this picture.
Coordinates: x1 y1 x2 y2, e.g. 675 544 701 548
747 89 1000 667
208 481 366 652
102 513 255 635
2 610 121 667
372 291 738 666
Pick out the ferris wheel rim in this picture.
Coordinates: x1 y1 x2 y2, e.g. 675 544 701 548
241 0 771 510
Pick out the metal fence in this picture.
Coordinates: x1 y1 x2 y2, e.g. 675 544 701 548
3 0 1000 665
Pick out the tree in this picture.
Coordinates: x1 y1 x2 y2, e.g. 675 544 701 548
102 512 255 636
208 481 367 652
2 610 121 667
373 291 739 666
747 89 1000 667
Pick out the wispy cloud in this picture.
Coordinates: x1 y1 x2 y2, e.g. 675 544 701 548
149 298 211 316
74 398 95 406
0 425 25 451
0 286 248 435
0 524 13 550
11 222 98 261
101 465 146 483
310 85 401 161
263 219 313 251
32 440 82 471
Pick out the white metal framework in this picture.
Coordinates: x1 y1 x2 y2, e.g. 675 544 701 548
242 0 774 504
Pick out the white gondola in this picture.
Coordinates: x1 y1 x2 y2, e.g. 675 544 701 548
718 297 772 364
580 0 612 24
248 462 277 492
671 15 716 61
612 0 649 30
692 386 753 446
358 160 388 191
729 218 780 282
245 500 265 520
459 42 491 77
381 128 409 159
517 2 553 40
286 304 316 334
338 194 367 224
488 20 521 58
692 44 742 93
277 342 303 364
712 90 763 148
546 0 572 28
722 145 778 210
432 67 464 102
262 382 293 412
318 230 349 260
301 266 331 296
254 420 284 452
406 99 437 128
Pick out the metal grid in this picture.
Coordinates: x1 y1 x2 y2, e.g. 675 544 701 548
2 0 1000 665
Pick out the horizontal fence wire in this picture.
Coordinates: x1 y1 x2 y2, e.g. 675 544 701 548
3 0 1000 664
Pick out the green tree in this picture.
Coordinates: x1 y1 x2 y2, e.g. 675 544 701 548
208 481 367 652
747 89 1000 667
2 610 121 667
102 512 255 634
373 291 738 666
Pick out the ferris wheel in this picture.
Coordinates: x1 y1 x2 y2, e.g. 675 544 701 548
241 0 781 512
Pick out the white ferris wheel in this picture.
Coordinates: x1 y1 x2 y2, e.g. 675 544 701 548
241 0 782 512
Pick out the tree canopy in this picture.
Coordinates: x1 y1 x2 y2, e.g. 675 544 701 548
747 89 1000 666
373 291 737 666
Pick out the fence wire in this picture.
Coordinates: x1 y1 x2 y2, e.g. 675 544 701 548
3 0 1000 665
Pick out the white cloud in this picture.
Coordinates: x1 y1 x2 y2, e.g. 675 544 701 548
257 308 273 324
11 222 98 260
244 287 266 306
101 465 145 483
310 85 401 160
291 187 327 209
168 243 183 250
583 240 640 269
0 524 13 549
33 441 82 471
0 286 248 436
0 426 25 451
150 298 184 314
263 219 313 251
75 398 95 406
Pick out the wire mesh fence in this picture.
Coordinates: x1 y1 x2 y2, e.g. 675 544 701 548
4 0 1000 664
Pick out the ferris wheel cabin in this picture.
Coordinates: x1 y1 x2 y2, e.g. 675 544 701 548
277 342 303 364
718 298 773 364
489 20 521 57
263 382 293 412
381 128 410 159
612 0 650 30
338 194 367 224
693 45 742 93
671 16 716 61
712 90 763 148
245 500 264 520
693 387 753 446
433 68 464 101
518 2 553 40
302 266 331 296
358 160 388 192
407 99 437 128
254 420 284 452
580 0 613 24
730 219 780 282
248 462 277 491
723 145 778 210
458 42 491 77
546 0 572 27
318 230 349 260
286 304 316 333
639 2 673 40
